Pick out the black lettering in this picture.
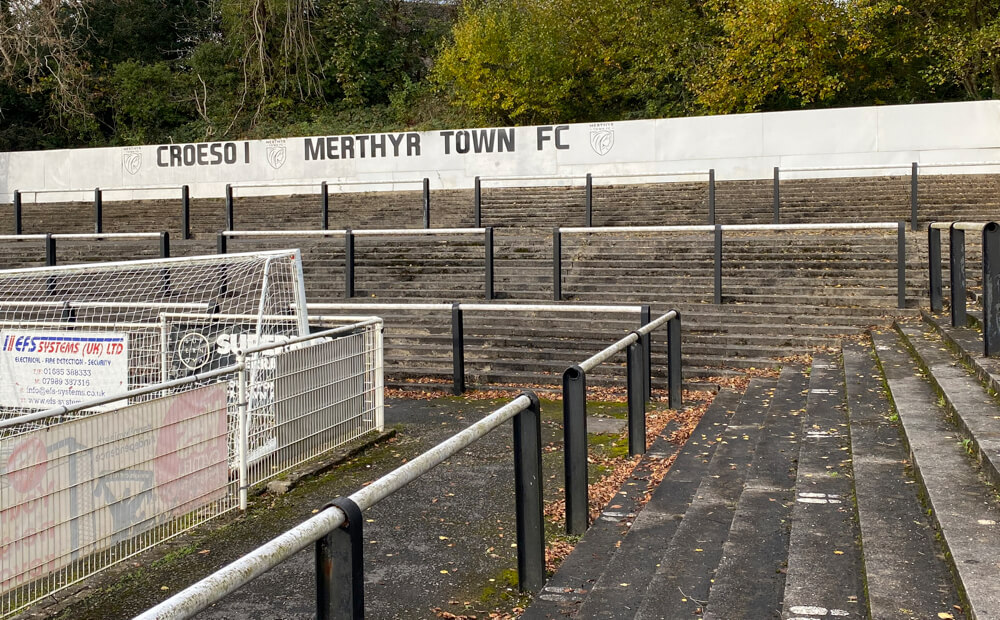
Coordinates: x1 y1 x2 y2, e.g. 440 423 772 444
471 129 495 153
156 146 168 167
555 125 569 150
455 130 470 154
170 145 182 167
439 130 454 155
371 134 386 158
210 143 223 165
341 136 355 159
407 133 421 156
304 138 324 161
498 128 515 152
244 141 250 163
537 126 552 150
356 135 369 158
182 145 195 166
326 137 339 160
224 143 237 164
197 143 209 165
388 134 404 157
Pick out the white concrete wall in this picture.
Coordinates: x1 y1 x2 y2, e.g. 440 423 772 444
2 100 999 203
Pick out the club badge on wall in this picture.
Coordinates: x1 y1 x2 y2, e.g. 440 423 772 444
266 139 287 170
589 123 615 156
122 147 142 175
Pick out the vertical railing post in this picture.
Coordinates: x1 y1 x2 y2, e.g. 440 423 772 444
423 178 430 229
225 184 234 231
345 229 355 298
627 337 646 456
553 228 562 301
181 185 191 240
159 231 170 258
474 176 482 228
772 167 780 224
585 173 593 227
714 225 723 304
94 187 103 234
217 232 227 255
640 304 651 401
982 223 1000 356
950 224 967 327
316 498 364 620
929 225 943 313
897 221 906 309
484 227 494 300
13 190 21 235
237 359 249 509
708 169 716 225
513 391 545 593
911 162 919 231
667 313 683 410
452 303 465 395
321 182 329 230
45 233 55 266
563 365 588 536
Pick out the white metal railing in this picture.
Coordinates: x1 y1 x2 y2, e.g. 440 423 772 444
560 222 899 234
0 318 383 619
306 302 645 314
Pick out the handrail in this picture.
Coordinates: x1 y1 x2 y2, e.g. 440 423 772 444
305 302 645 314
222 228 484 238
0 248 294 276
560 222 898 235
12 185 184 196
50 232 163 240
134 392 543 620
223 230 348 238
230 178 426 191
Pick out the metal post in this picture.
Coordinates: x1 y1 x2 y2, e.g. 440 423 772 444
157 231 169 259
983 223 1000 356
950 224 967 327
911 162 919 231
452 303 465 395
13 190 21 235
225 184 234 231
563 365 588 535
553 228 562 301
773 167 780 225
485 227 494 301
708 169 716 225
585 173 593 227
513 391 545 592
667 313 683 410
237 361 249 509
474 177 482 228
217 232 227 255
345 230 355 298
627 338 646 456
316 498 364 620
897 221 906 309
714 225 723 304
321 182 329 230
640 304 652 401
181 185 191 240
929 226 943 313
44 233 55 266
423 178 430 229
94 187 103 234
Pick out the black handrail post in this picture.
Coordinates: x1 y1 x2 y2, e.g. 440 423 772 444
668 313 683 410
181 185 191 240
474 176 482 228
513 390 545 593
13 190 21 235
45 233 56 266
772 167 780 224
897 221 906 309
94 187 103 234
321 182 329 230
983 223 1000 356
552 228 562 301
950 224 967 327
627 337 646 456
422 178 430 228
159 231 170 258
345 229 355 298
452 303 465 394
929 225 943 313
316 497 364 620
225 184 234 231
640 304 651 401
708 169 716 225
484 227 494 301
563 365 588 536
217 232 227 255
911 162 919 231
585 173 593 227
714 225 723 304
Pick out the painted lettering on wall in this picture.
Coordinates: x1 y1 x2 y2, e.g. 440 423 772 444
156 142 250 168
304 133 421 161
439 128 515 154
537 125 569 150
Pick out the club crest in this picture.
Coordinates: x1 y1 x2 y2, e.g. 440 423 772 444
589 123 615 156
266 139 287 170
122 148 142 175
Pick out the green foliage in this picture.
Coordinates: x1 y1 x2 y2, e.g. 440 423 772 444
110 61 194 144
